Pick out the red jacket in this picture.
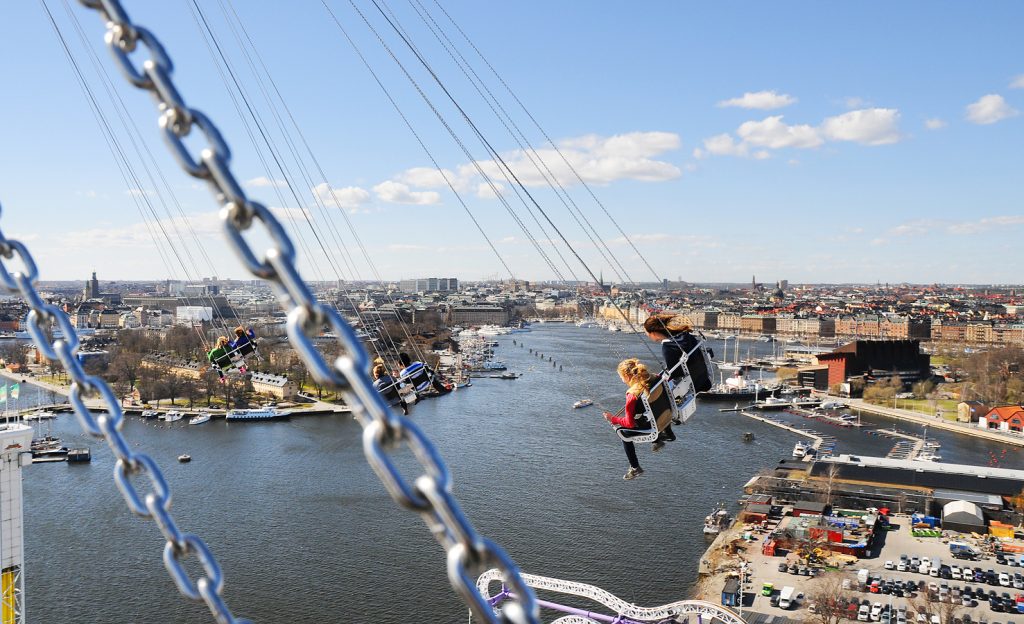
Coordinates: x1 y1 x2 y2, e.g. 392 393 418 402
609 393 643 428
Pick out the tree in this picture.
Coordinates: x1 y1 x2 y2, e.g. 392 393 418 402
822 463 842 507
111 352 141 392
201 370 219 408
0 342 27 369
181 379 199 410
805 573 851 624
162 373 184 407
911 587 964 624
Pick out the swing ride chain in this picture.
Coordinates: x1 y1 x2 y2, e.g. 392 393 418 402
74 1 539 623
0 205 246 623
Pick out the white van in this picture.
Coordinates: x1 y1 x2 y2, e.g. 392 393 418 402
778 586 796 609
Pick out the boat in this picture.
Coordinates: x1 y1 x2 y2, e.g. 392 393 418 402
226 407 288 421
189 413 211 425
67 448 91 463
573 399 593 409
607 324 621 332
22 410 56 421
481 361 507 371
140 410 159 419
792 441 808 458
163 411 184 422
698 375 779 401
752 396 792 410
703 503 732 535
178 454 191 463
31 435 69 458
454 381 472 390
498 372 518 380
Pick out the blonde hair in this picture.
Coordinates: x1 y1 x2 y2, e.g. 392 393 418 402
617 358 650 395
372 363 388 380
216 336 229 347
643 313 693 336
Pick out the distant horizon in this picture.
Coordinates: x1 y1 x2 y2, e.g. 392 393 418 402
29 276 1024 290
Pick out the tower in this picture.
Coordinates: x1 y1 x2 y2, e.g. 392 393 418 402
86 271 99 299
0 423 32 624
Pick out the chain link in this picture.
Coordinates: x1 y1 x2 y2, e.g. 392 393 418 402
75 1 540 622
0 203 250 624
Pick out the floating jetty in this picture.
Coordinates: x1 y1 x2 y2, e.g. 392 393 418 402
737 410 835 458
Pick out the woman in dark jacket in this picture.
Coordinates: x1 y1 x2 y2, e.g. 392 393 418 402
642 313 713 393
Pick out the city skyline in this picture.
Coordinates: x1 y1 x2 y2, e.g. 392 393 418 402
0 2 1021 283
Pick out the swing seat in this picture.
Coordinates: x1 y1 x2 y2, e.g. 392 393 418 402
615 377 674 444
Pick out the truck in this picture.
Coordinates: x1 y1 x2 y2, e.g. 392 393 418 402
949 541 980 560
778 586 796 609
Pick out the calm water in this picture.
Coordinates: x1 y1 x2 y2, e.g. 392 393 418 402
21 326 1024 622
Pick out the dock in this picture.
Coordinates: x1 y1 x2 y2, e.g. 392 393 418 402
738 410 830 456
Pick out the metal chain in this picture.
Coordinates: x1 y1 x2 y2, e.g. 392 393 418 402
75 1 540 622
0 203 250 624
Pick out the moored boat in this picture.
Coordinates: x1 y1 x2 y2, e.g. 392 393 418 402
163 411 184 422
226 407 288 421
189 413 211 425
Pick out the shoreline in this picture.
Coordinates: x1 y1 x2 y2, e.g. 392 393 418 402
846 397 1024 447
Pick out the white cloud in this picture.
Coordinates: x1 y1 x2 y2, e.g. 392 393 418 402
945 215 1024 235
924 118 947 130
372 181 441 205
476 131 682 186
699 108 902 159
52 211 221 250
820 108 902 145
717 90 796 110
965 94 1019 125
244 176 286 188
1010 75 1024 89
884 215 1024 238
476 182 504 199
312 183 372 211
844 96 870 109
737 116 823 149
394 167 461 190
701 133 749 157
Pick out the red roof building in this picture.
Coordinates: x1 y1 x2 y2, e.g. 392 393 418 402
984 406 1024 432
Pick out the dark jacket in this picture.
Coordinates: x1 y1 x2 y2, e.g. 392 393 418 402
373 374 402 407
662 333 713 392
230 329 257 356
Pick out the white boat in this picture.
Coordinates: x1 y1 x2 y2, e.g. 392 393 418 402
140 410 159 419
189 414 211 425
481 361 507 370
703 504 732 535
163 411 184 422
22 410 56 421
573 399 593 409
607 325 621 332
178 454 191 463
226 407 287 421
792 441 808 458
575 319 599 328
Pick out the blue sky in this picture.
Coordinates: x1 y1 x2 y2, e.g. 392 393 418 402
0 1 1021 285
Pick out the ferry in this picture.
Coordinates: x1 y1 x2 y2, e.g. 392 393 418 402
189 413 211 426
226 407 288 421
573 399 593 409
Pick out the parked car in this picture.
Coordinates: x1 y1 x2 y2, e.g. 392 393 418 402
1000 572 1012 587
858 604 871 621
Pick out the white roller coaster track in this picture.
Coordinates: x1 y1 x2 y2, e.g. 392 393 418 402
477 569 746 623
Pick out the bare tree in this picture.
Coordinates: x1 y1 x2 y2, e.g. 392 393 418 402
911 588 964 624
201 370 219 408
181 379 198 410
111 352 141 393
805 573 851 624
823 463 842 507
162 373 184 408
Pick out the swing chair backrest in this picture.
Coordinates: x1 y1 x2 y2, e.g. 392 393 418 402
614 374 673 444
662 340 706 424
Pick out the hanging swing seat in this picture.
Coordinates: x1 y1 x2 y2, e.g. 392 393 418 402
614 375 676 444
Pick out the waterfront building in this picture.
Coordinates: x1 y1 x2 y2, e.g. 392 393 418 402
446 305 508 326
982 405 1024 432
249 372 298 400
140 355 205 380
957 400 989 423
814 339 930 387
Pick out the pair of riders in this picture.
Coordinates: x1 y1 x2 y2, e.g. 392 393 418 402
207 326 257 379
371 352 450 415
603 314 712 480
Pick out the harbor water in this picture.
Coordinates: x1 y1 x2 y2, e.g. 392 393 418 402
21 325 1024 622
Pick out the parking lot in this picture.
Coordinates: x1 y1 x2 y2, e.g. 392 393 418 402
727 514 1024 622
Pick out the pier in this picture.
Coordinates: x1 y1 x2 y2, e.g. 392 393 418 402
738 410 825 453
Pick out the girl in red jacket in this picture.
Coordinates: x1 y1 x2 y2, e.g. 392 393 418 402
603 358 654 480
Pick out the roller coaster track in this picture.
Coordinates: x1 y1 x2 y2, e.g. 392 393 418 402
477 569 746 623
